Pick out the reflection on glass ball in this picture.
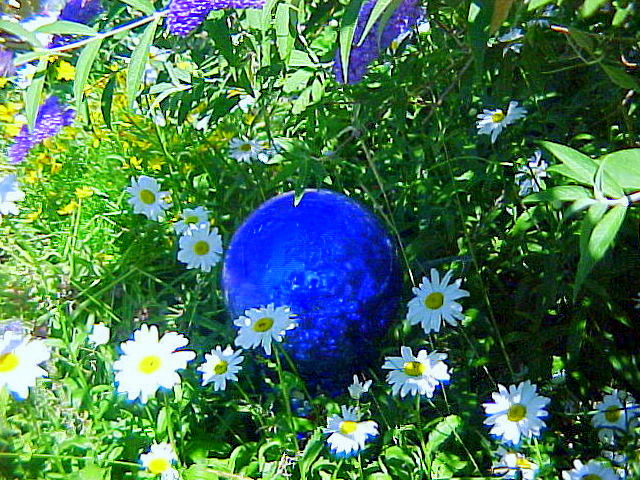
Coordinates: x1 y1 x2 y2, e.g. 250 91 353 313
222 189 402 393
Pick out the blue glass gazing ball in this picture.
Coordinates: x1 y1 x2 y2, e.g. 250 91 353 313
222 189 402 393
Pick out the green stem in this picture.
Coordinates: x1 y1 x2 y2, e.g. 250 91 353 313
357 453 365 480
331 459 345 480
163 395 176 446
415 395 431 478
14 11 166 67
274 345 299 451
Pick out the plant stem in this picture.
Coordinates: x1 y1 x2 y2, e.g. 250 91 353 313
274 345 299 451
415 395 431 478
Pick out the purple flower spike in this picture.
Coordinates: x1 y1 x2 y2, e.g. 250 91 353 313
334 0 422 84
166 0 265 36
8 96 75 164
0 47 15 77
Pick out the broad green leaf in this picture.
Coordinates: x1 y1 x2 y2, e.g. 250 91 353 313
426 415 461 455
490 0 514 33
74 38 102 114
602 65 640 90
527 0 554 10
289 50 316 68
522 186 591 204
298 432 324 480
126 17 160 108
24 58 48 130
338 0 364 83
612 3 634 26
0 20 41 47
275 4 295 62
567 28 595 53
600 149 640 190
467 0 491 76
36 20 97 36
119 0 155 15
574 204 626 299
541 141 597 185
564 198 597 219
355 0 398 47
581 0 608 17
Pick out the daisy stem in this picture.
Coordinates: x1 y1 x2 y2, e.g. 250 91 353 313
415 395 431 478
163 396 176 446
357 453 365 480
331 459 345 480
274 345 299 451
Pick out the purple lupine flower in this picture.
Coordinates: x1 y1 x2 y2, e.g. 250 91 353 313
50 0 103 47
166 0 265 36
8 96 75 164
0 47 15 78
334 0 423 84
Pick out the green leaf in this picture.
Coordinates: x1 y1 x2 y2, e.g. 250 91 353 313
467 0 491 76
522 186 591 204
289 50 316 68
425 415 461 455
298 432 324 480
101 75 117 128
355 0 398 47
581 0 608 17
574 204 626 299
541 141 597 185
24 58 48 130
35 20 97 36
338 0 364 83
126 17 160 108
527 0 554 10
74 39 103 114
602 65 640 90
0 20 41 47
119 0 155 15
600 149 640 190
275 4 295 62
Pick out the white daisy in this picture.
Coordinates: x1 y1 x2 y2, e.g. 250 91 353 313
492 447 539 480
562 459 620 480
140 442 179 479
348 374 372 401
592 390 639 440
198 345 243 391
406 268 469 334
233 304 297 356
0 174 25 216
177 225 223 272
173 206 209 235
382 346 450 398
483 380 550 445
323 405 379 458
125 175 170 221
476 101 527 143
515 150 549 197
497 28 524 56
88 323 110 346
229 137 262 163
113 324 196 403
0 331 50 399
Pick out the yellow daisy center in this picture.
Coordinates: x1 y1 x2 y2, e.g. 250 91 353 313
139 189 156 205
253 317 274 332
339 420 358 435
516 457 533 469
148 457 170 474
185 215 199 224
240 143 252 152
193 240 210 255
0 352 19 372
582 475 602 480
491 111 505 123
507 403 527 422
213 360 228 375
424 292 444 310
403 361 425 377
604 405 622 423
138 355 162 374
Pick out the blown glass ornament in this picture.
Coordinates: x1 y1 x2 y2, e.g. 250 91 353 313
222 189 401 393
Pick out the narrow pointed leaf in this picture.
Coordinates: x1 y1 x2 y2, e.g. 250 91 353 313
0 20 41 47
126 17 159 108
339 0 364 83
74 39 103 113
24 58 48 130
36 20 97 35
119 0 155 15
356 0 397 47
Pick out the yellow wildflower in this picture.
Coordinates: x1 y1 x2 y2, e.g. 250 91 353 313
97 252 115 262
24 170 40 184
129 156 143 170
0 103 21 123
148 158 165 171
56 60 75 81
0 77 8 89
92 138 100 148
25 208 42 223
181 163 194 174
3 123 22 138
75 186 94 199
50 162 62 174
57 200 78 216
